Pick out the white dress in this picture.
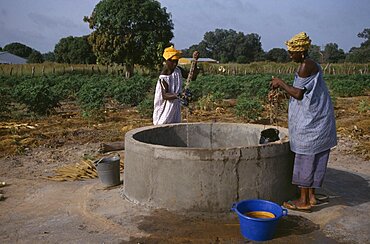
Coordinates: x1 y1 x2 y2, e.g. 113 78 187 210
152 67 183 125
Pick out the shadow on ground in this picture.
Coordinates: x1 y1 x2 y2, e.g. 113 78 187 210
315 168 370 210
274 215 319 238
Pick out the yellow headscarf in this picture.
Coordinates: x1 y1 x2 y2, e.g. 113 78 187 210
163 45 182 60
285 32 311 52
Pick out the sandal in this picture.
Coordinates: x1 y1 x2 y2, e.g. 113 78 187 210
311 199 329 207
310 193 329 206
283 200 312 213
315 193 329 201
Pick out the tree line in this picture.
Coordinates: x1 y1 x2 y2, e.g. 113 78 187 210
1 0 369 75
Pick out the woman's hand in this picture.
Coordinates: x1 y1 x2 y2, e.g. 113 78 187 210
270 76 305 100
271 76 284 89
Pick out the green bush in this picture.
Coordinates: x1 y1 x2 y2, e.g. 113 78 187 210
235 93 263 120
110 75 155 106
358 99 369 113
0 87 12 117
137 93 154 118
77 78 108 117
13 77 61 116
53 74 86 100
190 75 245 99
326 74 370 97
189 74 293 102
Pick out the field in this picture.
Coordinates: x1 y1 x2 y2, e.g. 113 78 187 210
0 67 369 242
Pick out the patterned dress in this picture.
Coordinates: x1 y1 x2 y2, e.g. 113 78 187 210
288 65 337 154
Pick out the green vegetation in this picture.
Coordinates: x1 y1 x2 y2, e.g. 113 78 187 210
358 99 369 113
326 74 370 97
3 42 33 58
137 93 154 118
235 95 264 120
77 76 109 118
0 87 11 116
54 36 96 64
0 72 368 121
13 76 61 116
83 0 174 77
109 75 155 106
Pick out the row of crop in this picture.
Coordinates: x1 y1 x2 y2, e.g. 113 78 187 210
0 73 369 121
0 74 155 118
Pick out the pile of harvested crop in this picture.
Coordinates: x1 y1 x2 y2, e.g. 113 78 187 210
47 159 98 181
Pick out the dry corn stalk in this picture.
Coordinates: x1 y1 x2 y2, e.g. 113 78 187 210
46 157 125 182
46 159 98 182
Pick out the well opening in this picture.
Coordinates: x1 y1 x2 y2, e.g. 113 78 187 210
133 123 278 148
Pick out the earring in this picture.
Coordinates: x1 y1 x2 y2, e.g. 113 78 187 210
301 53 304 59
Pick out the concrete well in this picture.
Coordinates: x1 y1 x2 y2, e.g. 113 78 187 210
123 123 295 213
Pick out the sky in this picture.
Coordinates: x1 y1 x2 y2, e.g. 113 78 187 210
0 0 369 54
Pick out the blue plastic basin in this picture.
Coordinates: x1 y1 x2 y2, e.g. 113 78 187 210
231 199 288 241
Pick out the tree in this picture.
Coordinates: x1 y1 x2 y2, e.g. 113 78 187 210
357 28 370 40
346 47 370 63
181 42 211 58
27 50 44 63
308 44 323 63
242 33 264 63
201 29 263 63
265 48 289 62
84 0 174 77
54 36 96 64
323 43 345 63
43 52 56 62
346 28 370 63
3 42 33 58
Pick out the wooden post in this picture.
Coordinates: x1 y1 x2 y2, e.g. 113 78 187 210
32 66 35 77
42 66 45 75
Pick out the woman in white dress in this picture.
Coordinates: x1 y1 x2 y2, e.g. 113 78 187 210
153 45 199 125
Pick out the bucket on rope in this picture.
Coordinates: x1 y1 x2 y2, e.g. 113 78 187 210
259 128 280 144
94 155 121 186
231 199 288 241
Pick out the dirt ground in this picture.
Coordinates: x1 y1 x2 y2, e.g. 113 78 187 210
0 96 369 243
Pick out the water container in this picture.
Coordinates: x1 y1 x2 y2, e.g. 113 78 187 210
95 155 121 186
231 199 288 241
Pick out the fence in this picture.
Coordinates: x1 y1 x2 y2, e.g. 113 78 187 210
201 62 369 75
0 62 369 77
0 63 152 77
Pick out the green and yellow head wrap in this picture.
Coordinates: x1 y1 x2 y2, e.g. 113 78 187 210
285 32 311 52
163 45 182 60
